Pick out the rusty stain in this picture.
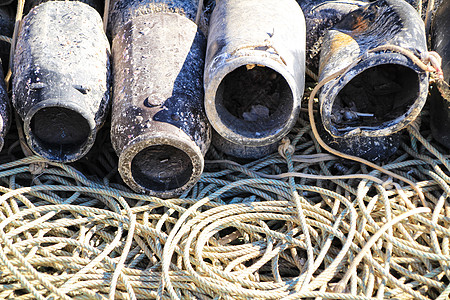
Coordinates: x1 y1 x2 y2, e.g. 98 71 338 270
349 14 370 33
319 32 356 75
246 64 256 70
229 42 287 66
331 32 356 51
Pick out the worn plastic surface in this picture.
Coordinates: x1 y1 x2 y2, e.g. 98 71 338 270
298 0 368 74
0 5 13 71
110 12 210 197
204 0 305 157
13 1 111 162
317 0 429 161
0 65 9 151
24 0 104 15
107 0 198 39
430 1 450 148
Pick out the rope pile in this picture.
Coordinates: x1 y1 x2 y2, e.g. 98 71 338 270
0 98 449 299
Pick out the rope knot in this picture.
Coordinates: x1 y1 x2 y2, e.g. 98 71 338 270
29 162 47 175
278 137 295 159
420 50 444 80
419 51 450 102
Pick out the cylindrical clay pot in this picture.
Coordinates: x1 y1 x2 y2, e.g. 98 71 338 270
204 0 305 159
109 0 210 197
430 1 450 148
13 1 110 162
317 0 429 161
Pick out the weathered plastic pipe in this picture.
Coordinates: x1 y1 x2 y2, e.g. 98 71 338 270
109 0 210 197
317 0 429 161
204 0 305 158
12 1 110 162
107 0 198 40
0 66 9 151
297 0 368 74
430 1 450 148
0 5 13 150
0 5 14 72
24 0 104 16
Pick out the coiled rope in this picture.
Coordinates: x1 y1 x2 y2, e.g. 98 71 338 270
0 101 449 299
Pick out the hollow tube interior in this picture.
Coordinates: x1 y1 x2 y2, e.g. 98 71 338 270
131 144 193 192
215 65 294 139
331 64 419 131
30 107 90 157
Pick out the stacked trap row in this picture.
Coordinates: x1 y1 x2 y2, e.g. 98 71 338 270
0 0 446 197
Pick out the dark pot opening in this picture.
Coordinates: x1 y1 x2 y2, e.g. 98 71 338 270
30 107 90 157
131 144 193 192
215 65 294 139
331 64 419 132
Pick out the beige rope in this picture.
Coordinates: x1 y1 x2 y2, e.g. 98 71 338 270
195 0 203 25
5 0 25 86
334 207 431 292
0 130 450 299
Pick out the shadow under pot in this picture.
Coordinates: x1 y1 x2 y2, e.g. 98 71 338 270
317 0 429 161
211 129 279 160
